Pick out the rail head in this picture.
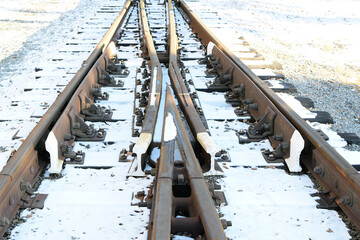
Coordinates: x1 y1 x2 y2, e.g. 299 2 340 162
128 0 163 177
167 0 222 175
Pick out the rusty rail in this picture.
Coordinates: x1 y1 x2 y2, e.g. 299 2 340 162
1 0 359 237
168 0 221 175
128 0 163 176
177 0 360 228
0 0 133 235
148 86 226 239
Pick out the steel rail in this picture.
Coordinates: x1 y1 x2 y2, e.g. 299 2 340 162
167 0 221 175
178 0 360 227
0 0 133 235
129 0 163 176
167 0 206 136
148 86 226 239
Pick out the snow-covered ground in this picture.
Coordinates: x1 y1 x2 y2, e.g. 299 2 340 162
189 0 360 139
0 0 359 239
0 0 124 170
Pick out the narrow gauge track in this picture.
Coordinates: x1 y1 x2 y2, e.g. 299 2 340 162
0 0 359 239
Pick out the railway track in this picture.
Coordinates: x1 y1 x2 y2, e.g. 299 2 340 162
0 0 359 239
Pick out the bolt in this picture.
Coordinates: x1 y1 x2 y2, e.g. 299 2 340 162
63 145 76 159
75 151 83 162
64 133 73 141
208 54 216 61
220 219 232 229
244 99 253 104
314 166 323 175
340 194 353 206
178 174 185 184
120 60 126 69
97 131 103 138
234 84 245 97
91 87 101 97
20 181 32 191
137 191 145 197
281 142 289 149
248 103 258 110
87 126 94 135
120 148 127 154
119 154 127 162
102 92 108 100
132 130 140 137
238 129 246 135
9 197 15 206
0 217 9 227
138 200 152 209
138 202 147 208
273 135 283 141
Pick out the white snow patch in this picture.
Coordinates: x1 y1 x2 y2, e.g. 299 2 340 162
277 93 317 119
220 166 351 239
153 67 170 142
149 67 158 106
284 130 304 173
150 147 160 163
10 166 152 240
164 112 177 141
45 131 63 174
